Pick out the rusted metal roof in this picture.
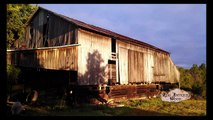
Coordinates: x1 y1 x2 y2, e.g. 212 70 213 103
26 7 170 54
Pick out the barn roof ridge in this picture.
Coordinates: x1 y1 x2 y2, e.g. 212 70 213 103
27 6 170 54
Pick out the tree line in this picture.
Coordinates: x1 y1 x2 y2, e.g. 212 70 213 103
178 63 206 98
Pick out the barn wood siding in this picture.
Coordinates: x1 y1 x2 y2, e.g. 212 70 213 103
108 64 116 85
118 47 128 85
144 52 154 83
108 84 159 100
168 57 180 83
7 45 78 71
153 52 168 83
117 40 155 84
153 52 179 83
25 9 76 48
117 40 179 84
77 29 111 85
128 49 144 83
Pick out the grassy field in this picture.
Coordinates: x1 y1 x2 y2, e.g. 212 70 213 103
13 97 206 116
122 98 206 116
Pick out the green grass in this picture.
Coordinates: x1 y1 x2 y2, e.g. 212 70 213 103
123 98 206 116
18 98 206 116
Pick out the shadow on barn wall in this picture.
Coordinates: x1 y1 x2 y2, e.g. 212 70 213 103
79 50 107 85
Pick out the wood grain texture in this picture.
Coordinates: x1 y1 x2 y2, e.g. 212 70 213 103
7 46 78 71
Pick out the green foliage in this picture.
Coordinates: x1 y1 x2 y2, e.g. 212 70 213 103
178 63 206 98
7 4 38 49
7 65 21 94
179 67 194 90
7 64 21 83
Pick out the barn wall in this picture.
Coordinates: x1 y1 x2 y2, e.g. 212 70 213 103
153 52 179 83
7 45 78 71
77 29 111 85
128 49 144 83
168 57 180 83
25 9 76 48
144 52 154 83
118 47 128 84
117 40 179 84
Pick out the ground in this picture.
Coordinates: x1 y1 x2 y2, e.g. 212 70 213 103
7 97 206 116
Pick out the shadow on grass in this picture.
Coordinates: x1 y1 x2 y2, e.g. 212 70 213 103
94 105 173 116
16 103 173 116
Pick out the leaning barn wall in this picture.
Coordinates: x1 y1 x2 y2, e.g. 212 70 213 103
117 40 179 84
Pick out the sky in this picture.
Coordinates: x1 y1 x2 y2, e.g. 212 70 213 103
37 4 206 69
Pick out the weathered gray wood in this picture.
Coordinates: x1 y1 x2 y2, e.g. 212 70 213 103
119 47 128 84
117 40 179 84
128 50 144 83
24 9 76 48
7 46 78 71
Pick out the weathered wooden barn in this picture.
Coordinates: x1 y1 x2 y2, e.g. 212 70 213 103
7 7 180 102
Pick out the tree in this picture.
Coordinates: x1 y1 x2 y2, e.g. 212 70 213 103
190 64 201 83
199 63 206 97
199 63 206 83
7 4 38 49
190 64 203 95
178 63 206 98
178 67 194 90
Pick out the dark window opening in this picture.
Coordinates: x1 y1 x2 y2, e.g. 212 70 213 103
72 30 76 44
43 14 50 47
111 38 116 52
29 27 34 47
43 23 48 47
29 22 34 42
30 28 33 39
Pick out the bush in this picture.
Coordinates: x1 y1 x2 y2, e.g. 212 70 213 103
192 84 202 95
7 65 21 94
